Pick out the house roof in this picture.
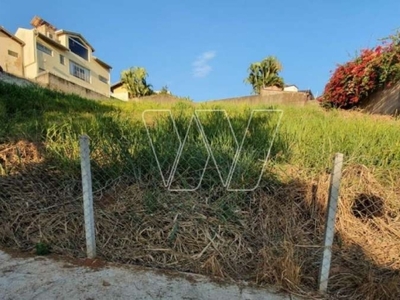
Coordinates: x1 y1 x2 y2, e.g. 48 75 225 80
93 56 112 70
299 89 315 99
110 81 124 91
55 29 95 52
29 16 95 52
284 84 298 88
30 15 57 31
0 26 25 46
37 32 69 51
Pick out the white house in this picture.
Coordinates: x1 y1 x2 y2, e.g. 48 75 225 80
283 84 299 92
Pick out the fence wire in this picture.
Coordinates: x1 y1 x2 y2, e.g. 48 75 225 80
1 112 400 299
76 110 332 294
0 140 86 256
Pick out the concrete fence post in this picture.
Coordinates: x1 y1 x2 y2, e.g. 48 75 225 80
318 152 344 293
79 134 96 259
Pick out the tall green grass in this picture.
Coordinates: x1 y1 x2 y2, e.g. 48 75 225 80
1 80 399 188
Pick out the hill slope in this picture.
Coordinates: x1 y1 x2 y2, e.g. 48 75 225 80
1 80 400 299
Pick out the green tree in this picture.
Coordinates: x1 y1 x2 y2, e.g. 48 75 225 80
244 56 285 94
121 67 154 98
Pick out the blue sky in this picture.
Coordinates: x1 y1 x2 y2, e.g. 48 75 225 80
1 0 400 102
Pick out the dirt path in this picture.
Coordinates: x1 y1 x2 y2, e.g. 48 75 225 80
0 249 307 300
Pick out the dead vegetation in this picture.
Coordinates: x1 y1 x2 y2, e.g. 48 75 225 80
0 141 400 299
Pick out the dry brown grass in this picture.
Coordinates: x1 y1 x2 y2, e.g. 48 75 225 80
0 141 400 299
0 141 44 174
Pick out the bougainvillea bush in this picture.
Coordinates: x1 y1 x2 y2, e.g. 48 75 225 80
319 31 400 109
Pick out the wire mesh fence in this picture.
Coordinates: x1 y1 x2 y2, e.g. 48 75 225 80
79 131 345 294
75 109 344 294
0 140 86 256
1 109 400 299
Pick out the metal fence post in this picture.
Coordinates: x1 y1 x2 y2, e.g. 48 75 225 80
318 152 344 293
79 134 96 259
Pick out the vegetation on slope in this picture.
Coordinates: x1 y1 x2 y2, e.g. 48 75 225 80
244 56 285 94
319 30 400 109
118 66 173 98
1 81 400 299
120 66 154 98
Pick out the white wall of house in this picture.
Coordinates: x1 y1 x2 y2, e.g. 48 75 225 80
111 91 129 101
284 85 299 92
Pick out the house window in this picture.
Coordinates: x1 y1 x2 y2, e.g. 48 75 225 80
99 75 108 84
36 42 52 55
60 54 65 65
8 50 18 58
69 37 88 60
69 61 90 82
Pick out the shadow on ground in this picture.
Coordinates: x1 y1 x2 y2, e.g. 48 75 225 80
1 150 399 299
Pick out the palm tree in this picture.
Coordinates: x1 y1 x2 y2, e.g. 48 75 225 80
244 56 284 94
121 67 154 98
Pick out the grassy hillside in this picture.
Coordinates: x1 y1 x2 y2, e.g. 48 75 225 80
1 81 400 299
2 81 399 177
